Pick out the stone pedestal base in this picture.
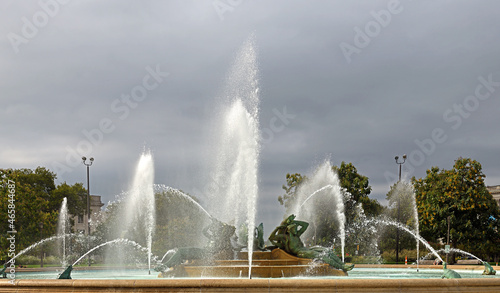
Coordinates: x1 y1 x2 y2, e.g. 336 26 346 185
159 248 348 278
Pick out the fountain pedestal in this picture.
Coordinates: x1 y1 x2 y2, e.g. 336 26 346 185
159 248 348 278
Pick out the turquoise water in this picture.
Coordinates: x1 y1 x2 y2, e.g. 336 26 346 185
14 269 158 280
345 268 497 279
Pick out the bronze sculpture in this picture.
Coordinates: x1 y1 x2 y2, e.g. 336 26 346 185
269 214 354 272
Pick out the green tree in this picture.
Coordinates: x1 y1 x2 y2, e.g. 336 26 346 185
333 162 382 222
0 168 88 261
0 168 58 261
333 162 382 255
412 157 500 260
278 173 306 212
52 182 87 229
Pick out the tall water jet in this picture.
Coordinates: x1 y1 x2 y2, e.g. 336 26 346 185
121 151 155 274
389 181 419 269
292 161 346 262
57 197 68 267
411 185 420 271
207 34 260 278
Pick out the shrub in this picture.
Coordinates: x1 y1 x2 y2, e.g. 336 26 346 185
350 255 382 264
381 249 430 263
16 255 39 265
16 255 61 266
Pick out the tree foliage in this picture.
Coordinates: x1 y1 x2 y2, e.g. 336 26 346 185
412 157 500 257
333 162 382 221
0 168 87 261
51 182 87 217
278 173 306 212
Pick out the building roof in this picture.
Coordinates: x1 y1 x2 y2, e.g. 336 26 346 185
487 185 500 195
487 186 500 207
90 195 105 208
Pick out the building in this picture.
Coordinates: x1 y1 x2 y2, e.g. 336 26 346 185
72 195 104 234
487 185 500 207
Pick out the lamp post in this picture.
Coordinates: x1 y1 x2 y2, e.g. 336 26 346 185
39 222 43 268
82 156 94 267
394 154 406 264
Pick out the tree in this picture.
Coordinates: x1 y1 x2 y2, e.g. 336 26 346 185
412 157 500 260
0 168 87 261
333 162 382 222
333 162 382 255
0 168 58 261
52 182 87 222
278 173 306 212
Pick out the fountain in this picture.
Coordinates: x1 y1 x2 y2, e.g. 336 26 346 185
5 157 500 290
48 34 352 280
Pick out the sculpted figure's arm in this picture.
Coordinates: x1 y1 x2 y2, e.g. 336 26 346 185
268 226 281 246
293 220 309 237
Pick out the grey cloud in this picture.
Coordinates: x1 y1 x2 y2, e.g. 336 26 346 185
2 0 500 233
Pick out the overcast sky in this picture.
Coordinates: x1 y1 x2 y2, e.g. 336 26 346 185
2 1 500 232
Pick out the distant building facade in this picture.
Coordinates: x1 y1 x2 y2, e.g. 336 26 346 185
487 185 500 207
72 195 104 234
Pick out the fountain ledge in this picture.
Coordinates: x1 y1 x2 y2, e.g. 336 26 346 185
3 278 500 292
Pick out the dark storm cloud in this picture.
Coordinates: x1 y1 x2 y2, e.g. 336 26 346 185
2 0 500 231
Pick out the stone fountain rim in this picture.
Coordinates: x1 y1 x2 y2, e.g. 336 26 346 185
2 278 500 293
